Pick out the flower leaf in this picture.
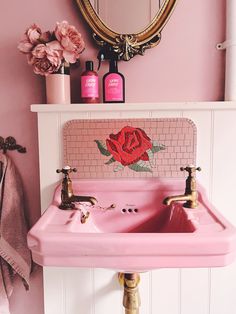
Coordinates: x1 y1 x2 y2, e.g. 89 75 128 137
105 157 116 165
114 164 124 172
147 149 155 167
128 163 152 173
137 160 146 167
151 143 166 153
94 140 111 156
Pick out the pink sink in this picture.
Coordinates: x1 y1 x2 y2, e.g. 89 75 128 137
27 178 236 272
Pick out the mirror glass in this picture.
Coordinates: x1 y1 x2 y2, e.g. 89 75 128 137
89 0 165 34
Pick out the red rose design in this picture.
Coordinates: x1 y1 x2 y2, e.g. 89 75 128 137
106 126 152 166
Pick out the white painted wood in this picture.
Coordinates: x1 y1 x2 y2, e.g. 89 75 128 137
211 264 236 314
37 113 61 212
181 110 213 314
211 110 236 221
31 102 236 113
182 110 212 196
181 268 210 314
151 269 180 314
34 103 236 314
151 110 182 118
43 267 65 314
224 0 236 100
64 268 93 314
138 272 151 314
210 110 236 314
93 269 122 314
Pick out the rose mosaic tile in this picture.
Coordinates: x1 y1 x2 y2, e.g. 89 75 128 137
63 119 196 179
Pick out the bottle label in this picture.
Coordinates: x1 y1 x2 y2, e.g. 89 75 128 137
104 73 123 101
81 75 98 98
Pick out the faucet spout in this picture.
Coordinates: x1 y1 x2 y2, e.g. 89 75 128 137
162 166 201 209
71 195 98 206
163 194 193 206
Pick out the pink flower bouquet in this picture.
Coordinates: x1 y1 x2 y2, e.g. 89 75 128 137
18 21 85 76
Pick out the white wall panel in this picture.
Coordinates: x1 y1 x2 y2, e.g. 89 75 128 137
180 110 213 314
94 269 122 314
38 113 61 211
43 267 65 314
181 268 210 314
64 268 93 314
151 269 180 314
210 110 236 314
35 103 236 314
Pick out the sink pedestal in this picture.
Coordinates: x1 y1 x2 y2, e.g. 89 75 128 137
118 273 141 314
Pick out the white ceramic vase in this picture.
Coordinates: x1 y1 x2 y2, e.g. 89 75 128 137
45 64 71 105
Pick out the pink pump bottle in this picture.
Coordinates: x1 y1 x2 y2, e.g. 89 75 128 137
81 61 99 104
103 59 125 103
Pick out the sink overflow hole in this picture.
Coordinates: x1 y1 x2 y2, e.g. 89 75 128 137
121 208 138 213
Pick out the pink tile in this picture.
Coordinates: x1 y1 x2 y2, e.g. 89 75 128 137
174 147 181 153
63 118 196 179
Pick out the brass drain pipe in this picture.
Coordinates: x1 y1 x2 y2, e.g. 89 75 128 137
118 273 141 314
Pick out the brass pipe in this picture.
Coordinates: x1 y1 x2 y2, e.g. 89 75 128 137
118 273 141 314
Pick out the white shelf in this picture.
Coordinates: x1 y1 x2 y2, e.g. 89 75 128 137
31 101 236 113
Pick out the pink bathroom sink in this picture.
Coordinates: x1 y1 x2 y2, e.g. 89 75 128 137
27 178 236 272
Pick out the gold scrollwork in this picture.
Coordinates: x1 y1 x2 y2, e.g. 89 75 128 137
76 0 178 61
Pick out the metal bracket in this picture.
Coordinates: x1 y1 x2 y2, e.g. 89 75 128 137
216 40 236 50
0 136 26 154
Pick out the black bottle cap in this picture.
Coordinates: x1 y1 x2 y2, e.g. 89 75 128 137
85 61 94 71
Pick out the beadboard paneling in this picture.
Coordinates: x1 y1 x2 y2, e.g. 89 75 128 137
34 104 236 314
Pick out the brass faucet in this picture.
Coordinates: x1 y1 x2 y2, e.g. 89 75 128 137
56 166 97 209
163 166 201 209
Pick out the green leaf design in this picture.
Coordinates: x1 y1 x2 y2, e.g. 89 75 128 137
128 163 152 173
105 157 116 165
151 143 166 153
114 164 124 172
147 149 155 167
137 160 146 167
94 140 111 156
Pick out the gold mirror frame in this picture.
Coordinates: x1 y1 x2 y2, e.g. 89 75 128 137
76 0 178 61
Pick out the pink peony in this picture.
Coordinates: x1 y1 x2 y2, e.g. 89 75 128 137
26 24 42 44
29 43 62 76
40 31 53 43
18 24 41 54
18 21 85 75
55 21 85 63
17 39 34 53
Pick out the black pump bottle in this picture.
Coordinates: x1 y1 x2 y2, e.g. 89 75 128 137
103 59 125 103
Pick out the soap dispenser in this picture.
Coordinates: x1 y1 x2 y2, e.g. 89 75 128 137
103 59 125 103
81 60 99 103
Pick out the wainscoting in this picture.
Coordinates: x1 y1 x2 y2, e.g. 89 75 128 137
32 102 236 314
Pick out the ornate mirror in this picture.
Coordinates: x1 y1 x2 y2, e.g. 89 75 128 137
76 0 178 61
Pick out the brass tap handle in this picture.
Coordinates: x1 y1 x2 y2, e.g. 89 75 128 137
180 166 201 176
56 166 77 176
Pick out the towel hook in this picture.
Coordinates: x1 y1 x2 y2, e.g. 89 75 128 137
0 137 26 154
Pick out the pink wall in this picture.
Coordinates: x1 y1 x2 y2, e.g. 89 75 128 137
0 0 225 313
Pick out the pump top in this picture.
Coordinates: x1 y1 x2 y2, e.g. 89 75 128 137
97 46 119 70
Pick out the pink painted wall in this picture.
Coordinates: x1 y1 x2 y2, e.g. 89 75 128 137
0 0 225 313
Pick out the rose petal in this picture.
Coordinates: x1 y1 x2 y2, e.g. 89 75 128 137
17 41 33 53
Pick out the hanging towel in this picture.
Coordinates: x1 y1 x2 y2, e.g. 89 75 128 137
0 153 31 313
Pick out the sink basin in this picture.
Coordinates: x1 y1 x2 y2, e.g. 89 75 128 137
27 178 236 272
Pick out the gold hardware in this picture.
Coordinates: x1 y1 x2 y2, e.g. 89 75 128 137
56 166 98 210
118 273 141 314
163 166 201 209
80 211 90 224
76 0 178 61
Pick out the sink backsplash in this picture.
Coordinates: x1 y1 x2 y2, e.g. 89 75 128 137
63 118 196 178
